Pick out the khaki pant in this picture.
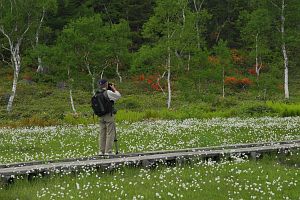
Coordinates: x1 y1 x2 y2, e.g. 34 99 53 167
99 113 116 154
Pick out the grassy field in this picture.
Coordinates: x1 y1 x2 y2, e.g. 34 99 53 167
1 66 300 128
1 67 300 199
1 117 300 199
1 117 300 163
1 156 300 200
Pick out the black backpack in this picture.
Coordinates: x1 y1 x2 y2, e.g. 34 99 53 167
91 90 113 117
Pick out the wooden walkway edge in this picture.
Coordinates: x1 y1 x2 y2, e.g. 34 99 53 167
1 140 300 183
2 139 300 169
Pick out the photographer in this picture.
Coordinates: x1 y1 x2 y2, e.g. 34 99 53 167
98 79 121 155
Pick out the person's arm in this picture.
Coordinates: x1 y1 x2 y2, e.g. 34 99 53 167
107 85 121 102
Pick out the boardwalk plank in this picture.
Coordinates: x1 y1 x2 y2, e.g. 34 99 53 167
1 142 299 179
1 139 299 169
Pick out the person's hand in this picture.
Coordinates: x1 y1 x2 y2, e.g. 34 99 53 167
110 84 116 92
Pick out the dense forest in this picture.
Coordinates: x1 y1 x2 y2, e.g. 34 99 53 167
1 0 300 122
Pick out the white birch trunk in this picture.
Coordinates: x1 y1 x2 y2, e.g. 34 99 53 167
187 53 191 71
157 71 166 96
84 54 95 94
69 88 76 114
255 33 259 78
193 0 205 49
166 14 172 109
86 63 95 95
68 68 77 114
281 0 289 99
115 56 122 83
255 33 263 80
100 62 109 79
193 0 205 94
182 8 185 25
36 57 43 73
1 25 29 112
36 8 45 73
7 45 21 112
167 49 171 109
92 76 95 94
100 70 104 79
222 66 225 98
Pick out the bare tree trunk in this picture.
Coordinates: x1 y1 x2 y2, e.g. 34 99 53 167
271 0 290 99
69 87 76 114
84 53 95 94
182 8 185 25
255 33 259 78
187 53 191 71
166 14 172 109
68 68 77 114
115 56 122 83
0 25 29 112
36 8 45 73
157 71 166 96
100 69 105 79
193 0 205 94
86 63 95 95
215 21 227 43
167 48 172 109
7 45 21 112
255 33 263 80
222 66 225 98
193 0 205 49
281 0 289 99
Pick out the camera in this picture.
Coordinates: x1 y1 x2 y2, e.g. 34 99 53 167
107 82 115 91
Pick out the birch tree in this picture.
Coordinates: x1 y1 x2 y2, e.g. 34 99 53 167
105 20 131 83
279 0 289 99
142 0 186 109
192 0 206 50
55 29 80 114
239 8 272 79
270 0 300 99
56 15 130 95
33 0 57 73
177 1 211 93
0 0 53 112
62 15 108 95
213 40 231 98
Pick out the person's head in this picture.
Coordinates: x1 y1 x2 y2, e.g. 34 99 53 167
99 79 108 89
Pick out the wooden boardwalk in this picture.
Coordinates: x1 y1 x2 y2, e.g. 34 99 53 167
1 140 300 183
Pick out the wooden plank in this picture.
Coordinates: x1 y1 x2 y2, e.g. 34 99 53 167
1 142 299 177
1 139 300 169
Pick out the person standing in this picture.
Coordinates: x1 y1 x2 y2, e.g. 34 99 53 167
97 79 121 155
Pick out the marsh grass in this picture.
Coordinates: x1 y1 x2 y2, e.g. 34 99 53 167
1 117 300 199
267 101 300 117
0 117 299 163
1 155 300 200
0 78 290 128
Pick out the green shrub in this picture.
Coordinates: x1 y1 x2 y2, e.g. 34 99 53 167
117 96 142 110
266 101 300 117
116 110 145 122
211 96 238 108
63 113 92 125
242 103 274 116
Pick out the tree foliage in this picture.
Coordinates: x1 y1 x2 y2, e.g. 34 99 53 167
1 0 300 111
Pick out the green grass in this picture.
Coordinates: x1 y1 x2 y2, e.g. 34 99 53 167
1 113 300 199
266 101 300 117
1 117 299 163
2 66 299 127
1 155 300 200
